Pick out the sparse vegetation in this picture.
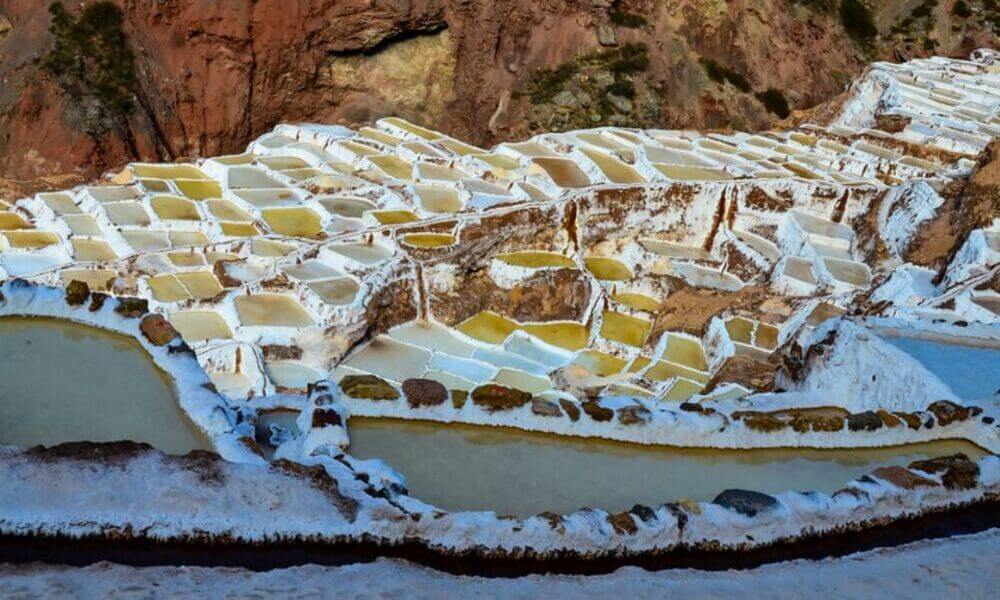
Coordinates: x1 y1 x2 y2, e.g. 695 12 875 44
529 63 579 104
609 9 648 28
523 42 655 132
756 88 791 118
700 59 751 92
911 0 938 20
952 0 972 18
840 0 878 44
43 2 135 120
605 80 636 99
609 43 650 75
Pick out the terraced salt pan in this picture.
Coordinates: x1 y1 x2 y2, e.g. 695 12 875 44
0 317 210 454
348 418 987 516
878 333 1000 401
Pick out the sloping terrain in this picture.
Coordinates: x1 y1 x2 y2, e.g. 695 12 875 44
1 0 997 185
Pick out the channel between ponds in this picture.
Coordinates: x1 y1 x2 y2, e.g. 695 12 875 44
1 316 993 519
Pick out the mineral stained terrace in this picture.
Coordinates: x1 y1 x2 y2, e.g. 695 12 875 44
1 50 999 560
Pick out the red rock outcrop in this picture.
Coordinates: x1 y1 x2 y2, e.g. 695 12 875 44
0 0 996 187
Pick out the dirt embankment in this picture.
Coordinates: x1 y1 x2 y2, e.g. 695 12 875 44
0 0 996 191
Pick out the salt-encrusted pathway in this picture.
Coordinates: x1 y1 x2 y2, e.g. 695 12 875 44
2 528 998 598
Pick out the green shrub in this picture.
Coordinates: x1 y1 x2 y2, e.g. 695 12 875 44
610 43 649 75
840 0 878 44
43 1 135 117
700 59 751 92
605 80 636 99
529 62 579 104
952 0 972 18
609 9 647 28
756 88 790 118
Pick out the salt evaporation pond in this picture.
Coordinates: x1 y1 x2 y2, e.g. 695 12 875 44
0 318 211 454
880 333 1000 401
349 418 986 516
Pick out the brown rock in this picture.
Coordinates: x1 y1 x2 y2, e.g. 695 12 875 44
877 409 902 428
811 415 845 432
402 378 448 407
65 280 89 306
874 114 911 134
894 411 923 430
311 408 343 428
471 384 532 412
538 511 564 531
704 353 777 393
847 411 882 432
908 453 980 490
451 389 468 409
139 314 177 346
608 511 638 535
559 399 581 421
927 400 970 426
618 404 651 426
790 415 811 433
582 400 614 422
871 466 938 490
261 344 303 361
735 411 785 433
340 375 399 401
114 297 149 319
88 292 108 312
531 398 563 417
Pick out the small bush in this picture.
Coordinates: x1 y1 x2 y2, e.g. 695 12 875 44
912 0 938 19
840 0 878 44
610 43 649 75
605 80 636 99
529 62 578 104
43 1 135 116
952 0 972 18
756 88 790 118
700 59 751 93
609 9 647 28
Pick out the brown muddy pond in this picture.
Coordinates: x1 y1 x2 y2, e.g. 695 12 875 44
348 418 987 516
0 317 211 454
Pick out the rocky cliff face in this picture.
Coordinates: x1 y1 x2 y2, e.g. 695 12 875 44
0 0 996 185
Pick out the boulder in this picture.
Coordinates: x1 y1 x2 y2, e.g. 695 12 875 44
894 411 923 430
909 453 980 490
871 465 938 490
340 374 400 400
927 400 970 426
65 280 89 306
607 511 637 534
311 407 343 428
847 411 882 432
712 489 779 517
559 399 581 421
629 504 657 523
877 409 902 428
607 92 633 113
114 297 149 319
618 404 651 425
402 378 448 407
736 411 785 432
531 398 563 417
451 389 468 409
582 400 614 422
139 314 177 346
596 24 617 47
471 384 532 412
